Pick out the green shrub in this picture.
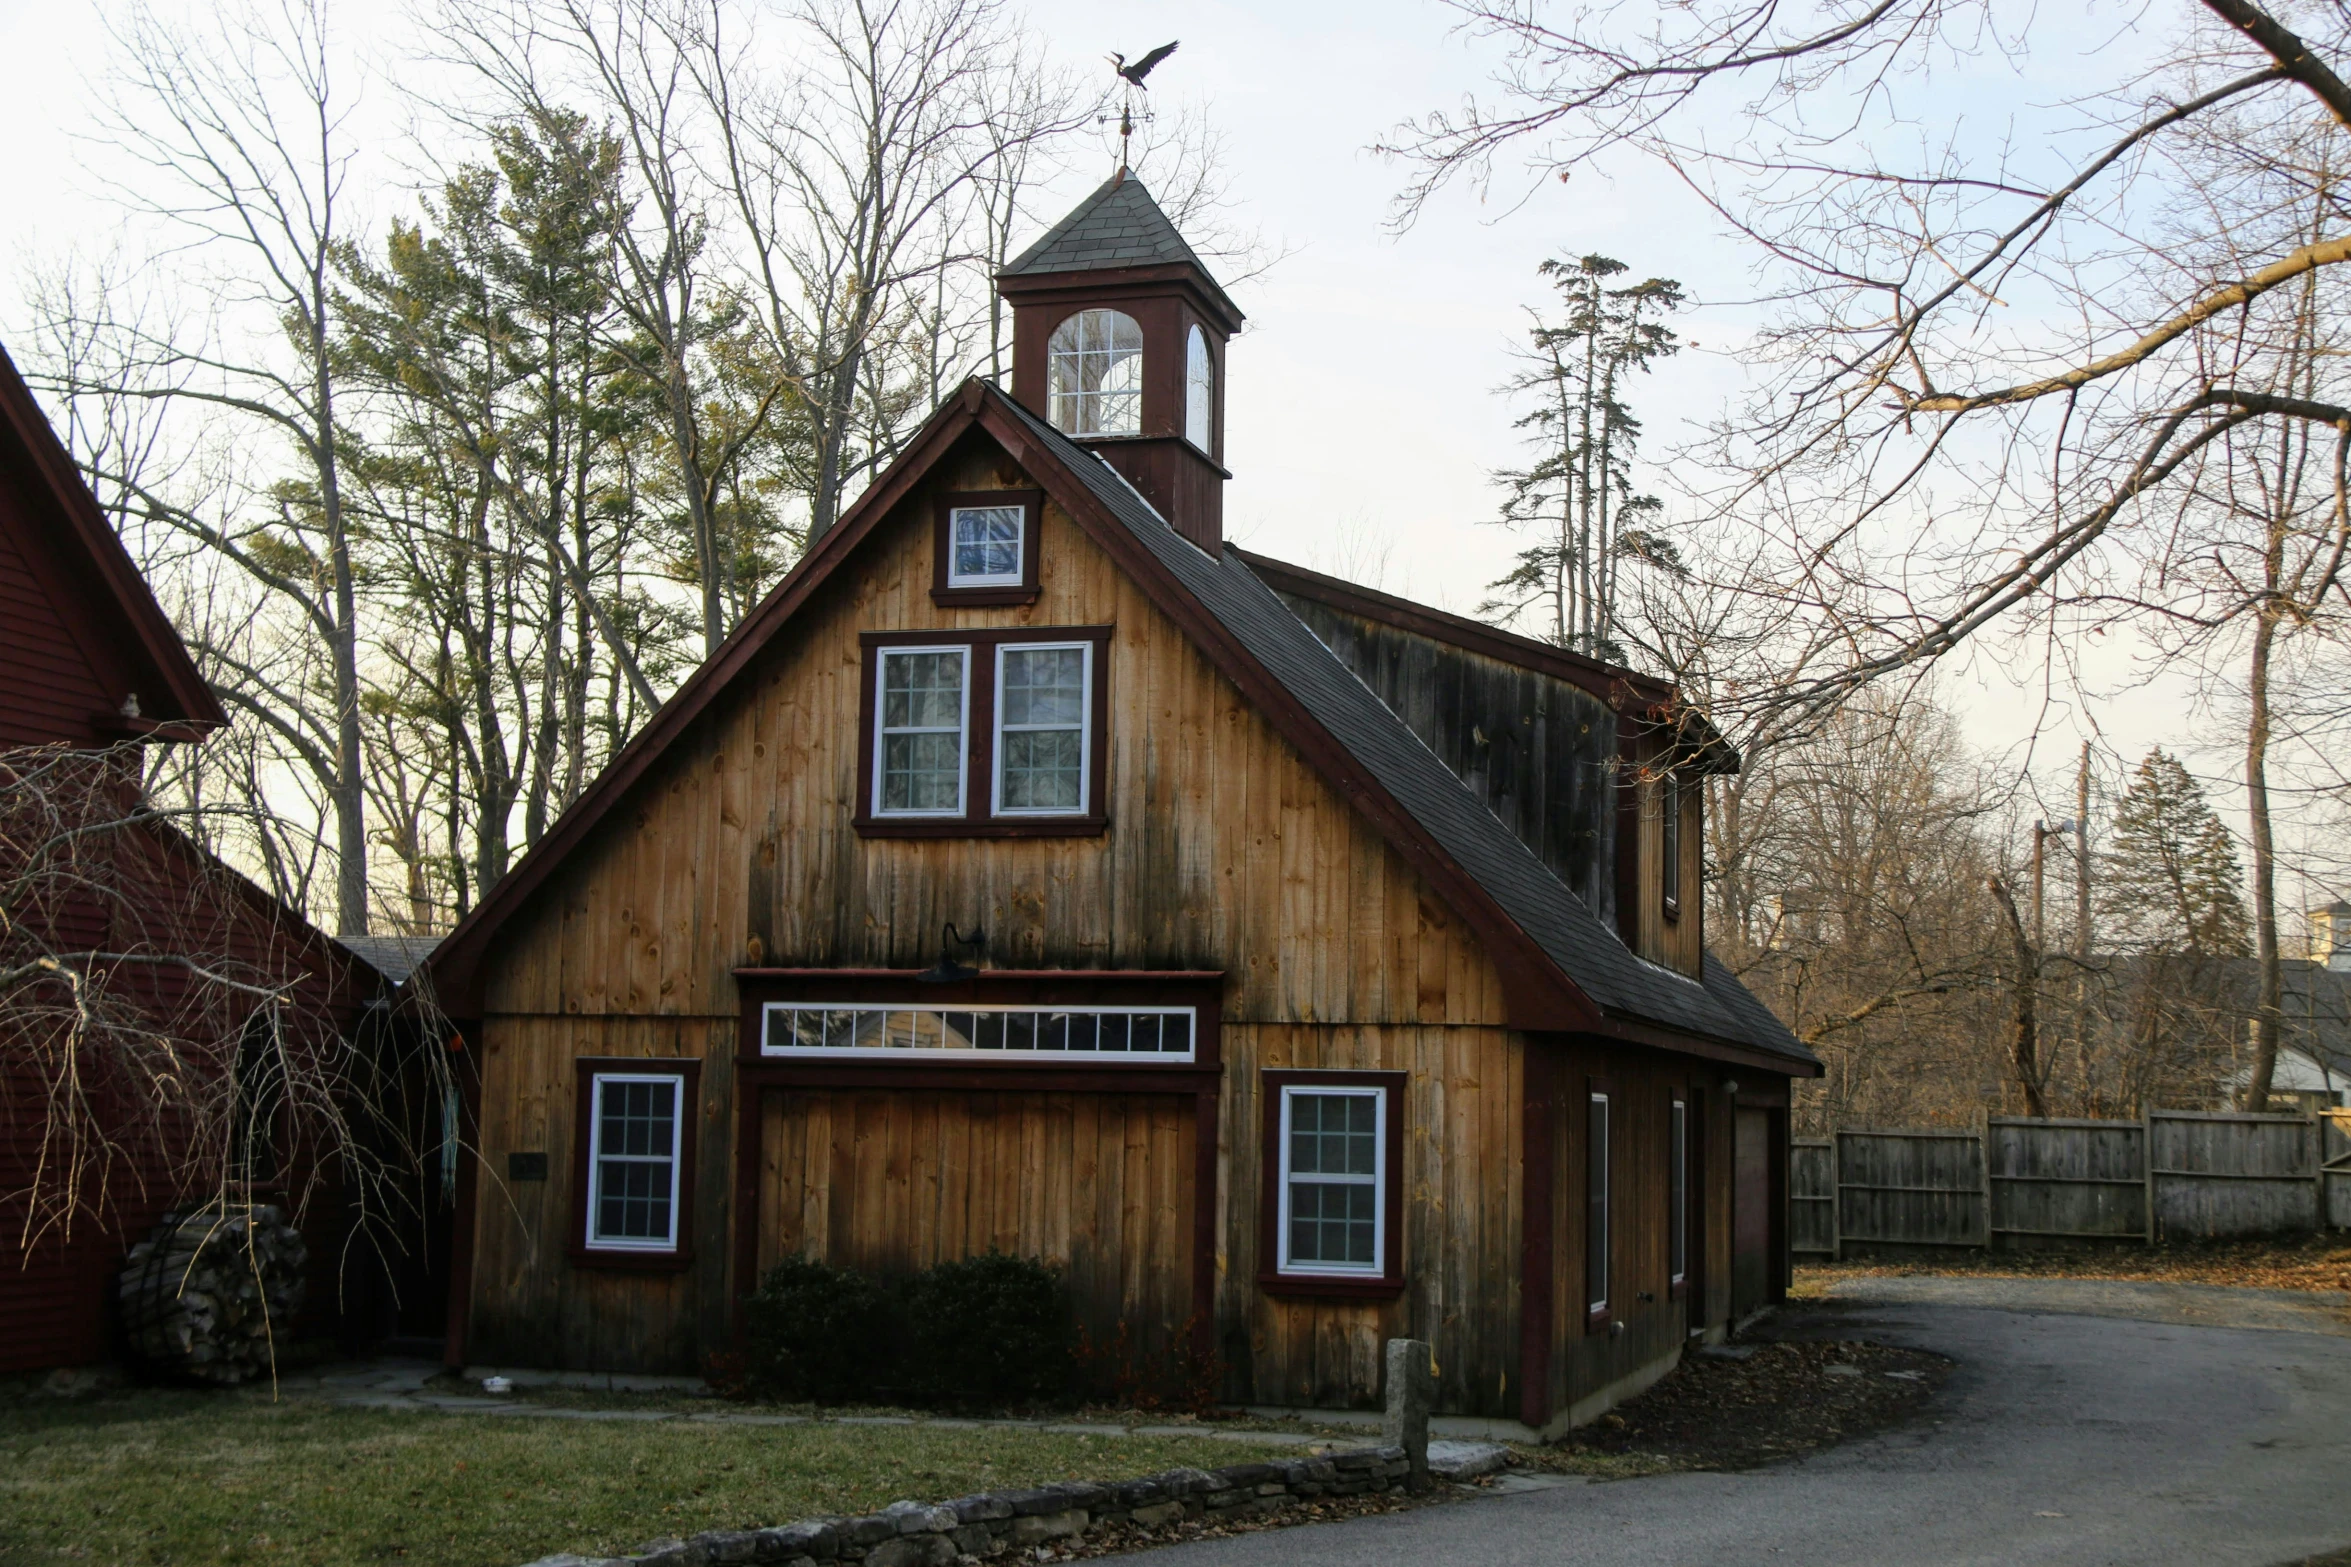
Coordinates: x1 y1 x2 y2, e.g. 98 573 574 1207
902 1250 1074 1408
742 1254 903 1404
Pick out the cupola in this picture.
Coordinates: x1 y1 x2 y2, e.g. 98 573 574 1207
996 172 1243 553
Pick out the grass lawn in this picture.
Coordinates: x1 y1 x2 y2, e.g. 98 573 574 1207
0 1390 1294 1567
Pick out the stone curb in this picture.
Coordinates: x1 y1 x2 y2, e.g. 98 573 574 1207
518 1445 1417 1567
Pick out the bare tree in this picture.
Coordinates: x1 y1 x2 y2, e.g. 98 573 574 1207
41 0 372 935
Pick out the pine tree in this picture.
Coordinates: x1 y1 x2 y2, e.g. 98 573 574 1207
1481 255 1684 660
2103 748 2250 956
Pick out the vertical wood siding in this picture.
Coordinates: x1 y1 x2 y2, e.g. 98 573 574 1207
1274 596 1619 926
463 438 1530 1394
1542 1042 1738 1420
757 1088 1195 1366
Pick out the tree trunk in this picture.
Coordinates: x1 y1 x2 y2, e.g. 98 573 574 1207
312 298 368 938
1990 877 2047 1117
2243 602 2284 1110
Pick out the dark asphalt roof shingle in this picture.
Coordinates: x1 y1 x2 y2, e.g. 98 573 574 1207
1003 173 1217 280
994 387 1812 1068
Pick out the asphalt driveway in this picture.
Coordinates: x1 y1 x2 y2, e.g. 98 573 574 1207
1135 1276 2351 1567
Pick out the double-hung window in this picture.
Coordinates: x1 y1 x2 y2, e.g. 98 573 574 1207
859 627 1109 835
874 647 969 817
996 643 1091 814
1260 1071 1405 1294
576 1061 698 1263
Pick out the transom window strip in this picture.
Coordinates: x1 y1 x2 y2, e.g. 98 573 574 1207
762 1003 1195 1061
949 505 1023 585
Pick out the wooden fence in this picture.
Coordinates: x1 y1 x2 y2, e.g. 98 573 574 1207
1792 1109 2350 1258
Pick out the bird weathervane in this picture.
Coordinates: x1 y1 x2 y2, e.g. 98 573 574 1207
1104 41 1177 174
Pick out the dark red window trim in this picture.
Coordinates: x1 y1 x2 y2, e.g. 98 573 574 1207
932 488 1043 606
1586 1074 1615 1333
1257 1068 1407 1301
854 625 1112 839
569 1055 702 1273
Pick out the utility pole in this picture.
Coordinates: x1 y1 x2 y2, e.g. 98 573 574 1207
2076 743 2091 961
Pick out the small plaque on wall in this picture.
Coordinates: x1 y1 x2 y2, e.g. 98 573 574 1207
507 1151 550 1182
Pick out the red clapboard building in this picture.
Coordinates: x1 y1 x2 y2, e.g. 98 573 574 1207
0 343 391 1372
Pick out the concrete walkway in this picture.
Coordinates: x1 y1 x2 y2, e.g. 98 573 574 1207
1122 1276 2351 1567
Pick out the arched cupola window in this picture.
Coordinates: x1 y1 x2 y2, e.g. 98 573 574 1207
1185 324 1214 452
1047 309 1144 436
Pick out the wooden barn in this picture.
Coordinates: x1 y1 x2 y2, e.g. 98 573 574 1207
0 343 392 1373
424 175 1819 1435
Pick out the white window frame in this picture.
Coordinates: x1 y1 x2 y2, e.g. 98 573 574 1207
945 502 1026 589
992 640 1094 818
1047 308 1145 437
1276 1083 1387 1278
872 644 970 818
1669 1096 1688 1288
760 1002 1197 1062
1184 324 1214 453
585 1070 686 1253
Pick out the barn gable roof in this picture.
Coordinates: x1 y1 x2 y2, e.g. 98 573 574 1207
0 342 224 737
423 380 1812 1072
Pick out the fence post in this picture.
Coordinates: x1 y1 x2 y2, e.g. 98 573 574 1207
1382 1338 1433 1492
1830 1135 1842 1263
2142 1110 2157 1244
1978 1117 1992 1250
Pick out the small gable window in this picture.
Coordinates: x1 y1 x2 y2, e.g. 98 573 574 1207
1185 324 1214 452
858 626 1111 837
932 490 1041 605
949 504 1023 587
1048 308 1144 436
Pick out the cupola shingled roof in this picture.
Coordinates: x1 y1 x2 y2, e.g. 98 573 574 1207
999 174 1238 317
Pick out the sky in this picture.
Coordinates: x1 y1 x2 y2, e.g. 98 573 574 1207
0 0 2329 910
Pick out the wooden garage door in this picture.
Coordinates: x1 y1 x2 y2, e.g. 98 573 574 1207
757 1088 1197 1359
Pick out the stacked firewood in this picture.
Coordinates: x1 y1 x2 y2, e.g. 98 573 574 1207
118 1204 307 1384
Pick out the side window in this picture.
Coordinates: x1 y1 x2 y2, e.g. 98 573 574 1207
1185 324 1214 452
580 1067 691 1255
1660 770 1682 922
1669 1095 1688 1290
1587 1085 1611 1327
1259 1071 1405 1294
